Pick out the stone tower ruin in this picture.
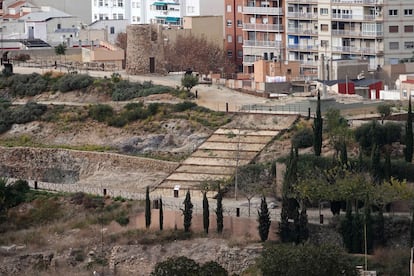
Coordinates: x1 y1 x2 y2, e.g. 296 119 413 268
126 24 166 75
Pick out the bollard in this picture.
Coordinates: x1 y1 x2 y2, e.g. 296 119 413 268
236 208 240 217
226 102 229 113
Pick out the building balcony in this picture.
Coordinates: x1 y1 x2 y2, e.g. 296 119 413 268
243 55 261 64
332 14 383 21
287 27 318 35
331 29 383 38
300 60 319 67
287 12 318 19
243 23 284 32
287 44 319 51
243 40 283 48
331 46 383 55
286 0 318 3
242 6 283 16
331 0 383 5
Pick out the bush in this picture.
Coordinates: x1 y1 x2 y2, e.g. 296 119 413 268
6 73 48 97
115 214 130 226
260 243 357 276
88 104 114 122
291 128 313 148
174 101 197 112
111 80 168 101
53 74 93 92
151 256 200 276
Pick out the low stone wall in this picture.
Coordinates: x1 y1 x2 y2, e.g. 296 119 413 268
0 146 178 191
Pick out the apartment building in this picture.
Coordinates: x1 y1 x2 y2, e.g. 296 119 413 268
241 0 284 73
224 0 243 72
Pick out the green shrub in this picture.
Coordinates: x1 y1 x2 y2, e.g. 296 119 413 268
6 73 48 96
10 102 47 124
115 214 130 226
53 74 93 92
291 128 314 148
174 101 197 112
88 104 114 122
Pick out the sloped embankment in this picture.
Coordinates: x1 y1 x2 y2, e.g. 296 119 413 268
0 146 178 192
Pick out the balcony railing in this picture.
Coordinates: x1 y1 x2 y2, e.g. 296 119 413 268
331 0 383 4
287 28 318 35
243 40 283 48
331 46 383 55
243 23 284 32
332 14 383 21
242 6 283 15
287 44 319 51
287 12 318 19
243 56 261 63
287 0 318 3
331 29 383 37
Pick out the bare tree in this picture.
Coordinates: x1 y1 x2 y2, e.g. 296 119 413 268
164 34 234 75
238 163 271 217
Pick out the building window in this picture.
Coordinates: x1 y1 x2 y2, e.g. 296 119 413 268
405 25 414 32
227 35 232 43
405 41 414 49
320 24 328 32
118 0 123 7
320 8 328 15
389 9 398 16
321 40 329 48
132 16 137 22
237 35 243 44
99 0 103 7
237 20 242 27
238 50 243 58
110 26 115 34
405 9 413 16
389 42 399 49
94 0 97 6
118 13 123 19
227 50 233 57
389 25 399 33
113 13 117 19
187 6 194 13
226 20 232 27
227 5 231 12
57 23 61 29
237 5 242 13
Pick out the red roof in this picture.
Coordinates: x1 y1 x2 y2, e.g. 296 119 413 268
402 79 414 84
8 1 26 9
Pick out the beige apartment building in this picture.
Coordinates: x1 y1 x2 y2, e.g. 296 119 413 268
233 0 414 78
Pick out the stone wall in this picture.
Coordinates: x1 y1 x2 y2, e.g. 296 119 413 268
0 147 178 191
126 24 166 75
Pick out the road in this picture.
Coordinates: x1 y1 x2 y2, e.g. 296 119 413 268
12 66 272 113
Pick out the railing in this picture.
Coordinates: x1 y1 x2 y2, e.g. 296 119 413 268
286 0 318 3
243 56 262 63
287 28 318 35
331 29 383 37
243 40 283 48
242 6 283 15
332 14 383 21
243 23 284 32
287 44 319 51
300 60 319 67
331 46 383 55
287 12 318 19
331 0 383 4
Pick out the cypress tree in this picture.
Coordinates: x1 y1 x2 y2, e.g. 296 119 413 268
298 204 309 243
377 207 386 247
384 150 391 182
145 186 151 229
159 197 163 231
371 143 381 183
352 213 363 253
258 196 271 242
279 196 290 242
405 96 413 162
216 186 223 233
182 190 193 232
410 208 414 247
313 90 323 156
341 201 353 252
203 191 210 234
364 202 373 254
340 140 348 167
